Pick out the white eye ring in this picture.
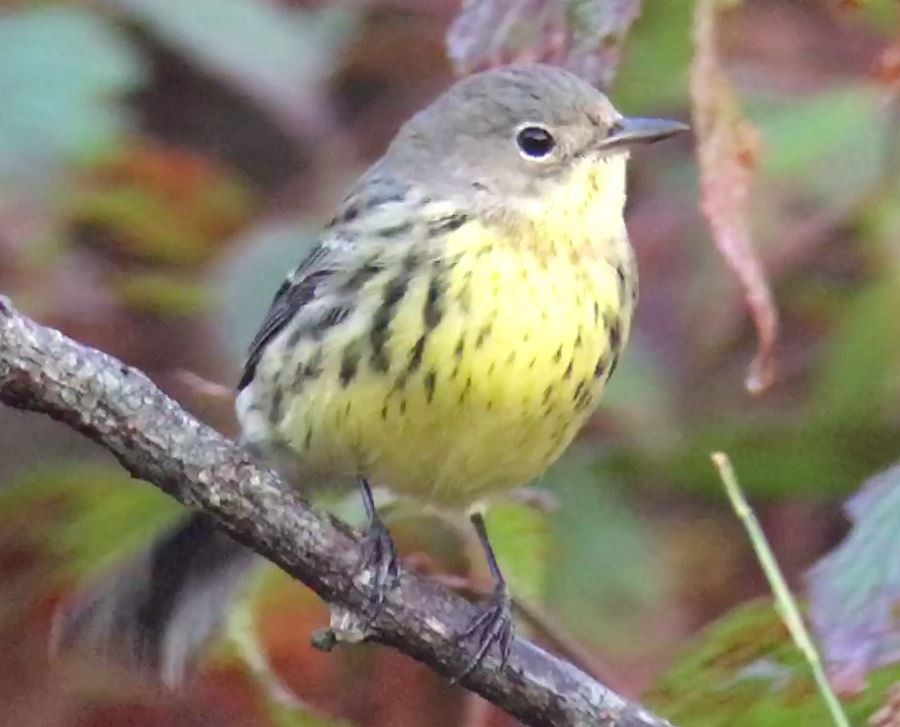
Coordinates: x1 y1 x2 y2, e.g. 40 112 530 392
515 123 557 161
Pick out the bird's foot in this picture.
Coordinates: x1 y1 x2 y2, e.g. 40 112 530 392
355 516 399 617
452 584 514 682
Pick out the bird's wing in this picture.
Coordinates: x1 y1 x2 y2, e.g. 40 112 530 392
237 245 336 391
237 173 468 391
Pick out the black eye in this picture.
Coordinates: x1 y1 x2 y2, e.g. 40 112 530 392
516 125 556 159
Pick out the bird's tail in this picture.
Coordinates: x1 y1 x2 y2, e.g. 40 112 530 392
51 512 261 687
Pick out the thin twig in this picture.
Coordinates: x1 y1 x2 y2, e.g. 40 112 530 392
711 452 849 727
226 588 323 715
172 369 235 401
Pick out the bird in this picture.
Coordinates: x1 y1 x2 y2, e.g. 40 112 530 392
53 63 686 686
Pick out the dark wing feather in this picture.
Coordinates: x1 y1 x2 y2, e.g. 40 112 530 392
237 246 333 391
236 173 432 391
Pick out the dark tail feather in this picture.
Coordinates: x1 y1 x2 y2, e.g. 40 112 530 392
51 512 261 687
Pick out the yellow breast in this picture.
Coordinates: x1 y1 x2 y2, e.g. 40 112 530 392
273 226 632 508
244 154 636 508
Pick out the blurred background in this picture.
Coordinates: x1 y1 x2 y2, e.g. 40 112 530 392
1 0 899 725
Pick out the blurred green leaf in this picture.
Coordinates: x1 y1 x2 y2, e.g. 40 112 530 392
648 418 898 498
0 462 180 577
0 7 144 183
544 451 664 647
631 274 900 498
648 600 900 726
268 704 352 727
214 219 319 366
114 272 210 316
864 175 900 248
612 0 693 113
108 0 354 133
808 462 900 692
749 86 887 199
811 280 900 428
69 140 256 266
485 501 549 605
71 186 213 263
218 575 351 727
602 337 680 446
852 0 900 34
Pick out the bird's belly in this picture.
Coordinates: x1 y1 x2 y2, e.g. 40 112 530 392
272 243 631 508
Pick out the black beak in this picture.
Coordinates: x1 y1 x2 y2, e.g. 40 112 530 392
600 116 689 149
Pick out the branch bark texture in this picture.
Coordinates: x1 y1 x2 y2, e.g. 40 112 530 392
0 296 673 727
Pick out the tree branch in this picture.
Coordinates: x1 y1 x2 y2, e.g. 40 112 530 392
0 296 673 727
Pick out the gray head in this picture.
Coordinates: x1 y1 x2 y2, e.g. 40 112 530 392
381 64 686 207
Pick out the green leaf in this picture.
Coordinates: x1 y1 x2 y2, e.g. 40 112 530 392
612 0 693 113
811 281 900 428
543 451 664 647
0 7 144 182
68 142 256 267
749 87 885 184
0 462 181 577
656 420 897 498
602 335 680 444
808 463 900 691
484 501 550 605
214 218 320 366
218 574 350 727
660 421 862 498
108 0 354 129
648 600 900 726
114 272 211 317
852 0 900 34
268 704 352 727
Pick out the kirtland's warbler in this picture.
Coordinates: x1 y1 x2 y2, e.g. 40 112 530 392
55 63 685 684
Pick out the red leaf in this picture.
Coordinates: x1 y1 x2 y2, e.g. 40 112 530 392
446 0 643 87
691 0 779 394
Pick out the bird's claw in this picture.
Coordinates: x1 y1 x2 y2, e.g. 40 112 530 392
355 517 399 617
451 586 514 683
